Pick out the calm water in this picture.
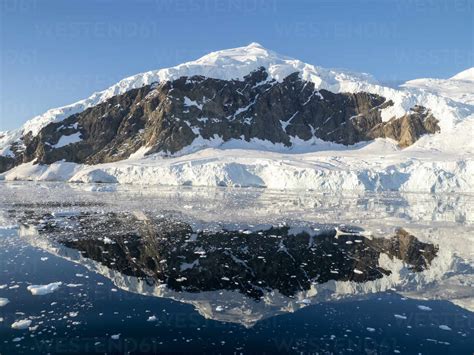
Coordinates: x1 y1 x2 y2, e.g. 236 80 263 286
0 182 473 354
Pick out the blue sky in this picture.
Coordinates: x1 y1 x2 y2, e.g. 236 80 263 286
1 0 472 131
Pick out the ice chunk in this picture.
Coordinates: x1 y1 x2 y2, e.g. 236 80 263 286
11 319 32 330
0 298 9 307
439 325 452 331
27 282 62 295
417 305 432 311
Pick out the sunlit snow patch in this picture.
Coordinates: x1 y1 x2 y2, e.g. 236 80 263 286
52 132 82 148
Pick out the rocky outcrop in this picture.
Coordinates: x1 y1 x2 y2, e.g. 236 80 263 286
2 68 439 171
366 106 440 147
0 156 15 173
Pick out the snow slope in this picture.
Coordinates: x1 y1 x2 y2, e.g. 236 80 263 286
1 43 473 192
3 130 473 192
402 67 474 105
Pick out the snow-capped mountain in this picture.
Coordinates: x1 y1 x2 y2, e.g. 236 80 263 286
1 43 473 192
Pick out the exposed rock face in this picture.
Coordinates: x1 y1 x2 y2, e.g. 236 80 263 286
366 106 440 148
15 210 438 300
3 68 439 171
0 156 15 173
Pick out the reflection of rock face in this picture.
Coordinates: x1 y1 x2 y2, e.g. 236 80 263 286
19 211 438 300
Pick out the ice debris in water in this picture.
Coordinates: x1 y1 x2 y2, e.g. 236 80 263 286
417 305 432 311
27 282 62 295
0 298 10 307
11 319 32 330
439 325 452 331
394 314 407 320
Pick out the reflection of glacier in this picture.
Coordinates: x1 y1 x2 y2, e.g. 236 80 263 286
2 182 474 225
15 208 472 327
2 182 473 325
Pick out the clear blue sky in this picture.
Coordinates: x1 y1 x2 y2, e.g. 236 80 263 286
1 0 472 131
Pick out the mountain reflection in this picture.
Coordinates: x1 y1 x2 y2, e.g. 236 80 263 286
19 211 438 300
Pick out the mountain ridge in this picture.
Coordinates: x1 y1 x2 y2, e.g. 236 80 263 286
2 67 439 170
1 43 471 158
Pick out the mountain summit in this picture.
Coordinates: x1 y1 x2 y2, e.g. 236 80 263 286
451 67 474 81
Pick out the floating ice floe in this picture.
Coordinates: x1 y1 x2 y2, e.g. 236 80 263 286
11 319 32 330
27 282 62 295
439 325 452 331
417 305 432 311
394 314 407 320
0 298 9 307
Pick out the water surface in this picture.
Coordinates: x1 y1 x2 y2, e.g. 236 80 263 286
0 182 473 354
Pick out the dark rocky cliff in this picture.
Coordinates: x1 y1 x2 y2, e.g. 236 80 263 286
2 68 439 172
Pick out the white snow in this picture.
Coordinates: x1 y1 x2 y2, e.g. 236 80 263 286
53 132 82 148
451 67 474 81
183 96 203 110
3 133 472 193
402 67 474 105
11 319 32 330
1 44 473 194
102 237 115 244
27 282 62 295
